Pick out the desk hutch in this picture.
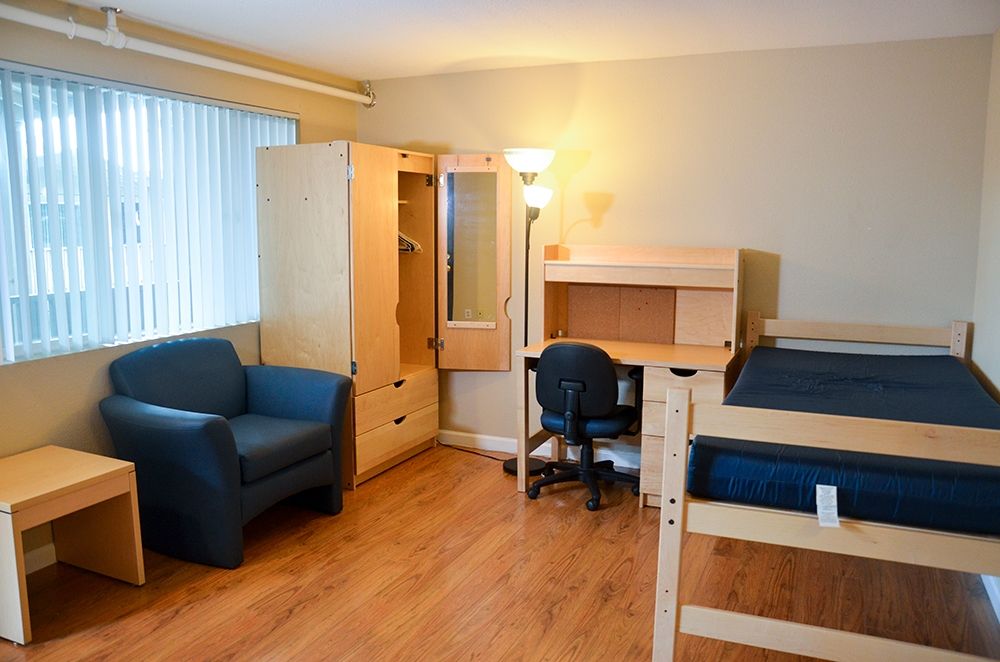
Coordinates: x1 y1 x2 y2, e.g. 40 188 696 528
516 244 745 506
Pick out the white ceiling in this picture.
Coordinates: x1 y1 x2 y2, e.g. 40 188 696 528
75 0 1000 81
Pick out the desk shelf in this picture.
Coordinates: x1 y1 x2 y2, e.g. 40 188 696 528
542 244 745 349
544 261 736 289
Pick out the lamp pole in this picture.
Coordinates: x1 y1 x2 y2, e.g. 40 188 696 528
500 147 555 479
524 204 540 347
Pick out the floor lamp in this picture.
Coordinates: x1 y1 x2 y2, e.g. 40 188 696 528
502 148 555 347
502 148 554 477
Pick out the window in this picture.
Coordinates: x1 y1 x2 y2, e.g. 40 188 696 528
0 65 296 363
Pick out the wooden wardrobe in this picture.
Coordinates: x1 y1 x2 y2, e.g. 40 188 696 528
256 141 510 489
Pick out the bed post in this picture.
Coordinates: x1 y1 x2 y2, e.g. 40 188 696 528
652 388 692 661
950 321 970 361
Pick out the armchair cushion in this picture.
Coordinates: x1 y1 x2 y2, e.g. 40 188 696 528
109 337 247 419
229 414 332 483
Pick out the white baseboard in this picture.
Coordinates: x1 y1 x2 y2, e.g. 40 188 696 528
437 429 640 469
24 542 56 574
984 575 1000 626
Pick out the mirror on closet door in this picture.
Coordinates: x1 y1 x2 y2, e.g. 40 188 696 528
446 170 498 328
436 154 512 371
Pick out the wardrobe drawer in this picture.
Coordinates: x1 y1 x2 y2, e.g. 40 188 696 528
355 402 438 475
354 367 438 435
643 367 725 404
639 434 664 498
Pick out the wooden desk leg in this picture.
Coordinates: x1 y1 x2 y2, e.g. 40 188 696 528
0 513 29 645
515 354 530 492
51 473 145 586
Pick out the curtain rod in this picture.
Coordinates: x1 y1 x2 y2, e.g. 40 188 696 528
0 3 376 107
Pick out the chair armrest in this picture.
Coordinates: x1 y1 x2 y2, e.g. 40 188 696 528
99 395 241 500
99 395 244 567
245 365 352 427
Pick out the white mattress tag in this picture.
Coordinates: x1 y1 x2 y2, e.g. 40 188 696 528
816 484 840 528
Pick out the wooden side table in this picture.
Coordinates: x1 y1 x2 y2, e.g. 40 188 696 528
0 445 145 645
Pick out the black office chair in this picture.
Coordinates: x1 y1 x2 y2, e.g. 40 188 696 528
527 342 641 510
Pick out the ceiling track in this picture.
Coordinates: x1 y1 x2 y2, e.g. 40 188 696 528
0 3 376 107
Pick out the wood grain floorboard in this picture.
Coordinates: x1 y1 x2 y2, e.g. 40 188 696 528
1 445 997 661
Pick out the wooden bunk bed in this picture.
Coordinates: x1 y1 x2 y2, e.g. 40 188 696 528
653 313 1000 661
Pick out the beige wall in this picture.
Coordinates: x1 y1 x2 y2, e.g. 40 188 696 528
974 30 1000 397
0 3 358 459
358 36 993 440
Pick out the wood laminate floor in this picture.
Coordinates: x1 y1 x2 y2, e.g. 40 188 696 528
3 445 998 661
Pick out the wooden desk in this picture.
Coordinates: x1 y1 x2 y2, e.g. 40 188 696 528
0 446 145 644
514 339 736 502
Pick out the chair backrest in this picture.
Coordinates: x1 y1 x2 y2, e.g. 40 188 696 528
108 337 247 419
535 342 619 418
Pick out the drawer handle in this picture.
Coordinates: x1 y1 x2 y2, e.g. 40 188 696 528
394 415 407 425
669 368 697 378
393 379 406 388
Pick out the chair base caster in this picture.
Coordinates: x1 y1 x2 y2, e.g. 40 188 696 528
586 498 600 511
527 486 540 499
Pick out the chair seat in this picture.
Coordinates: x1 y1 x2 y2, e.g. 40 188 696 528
229 414 332 483
540 405 637 441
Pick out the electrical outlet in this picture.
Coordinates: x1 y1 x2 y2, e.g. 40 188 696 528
464 308 472 319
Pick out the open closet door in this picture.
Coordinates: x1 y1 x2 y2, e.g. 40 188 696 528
350 142 401 393
436 154 512 371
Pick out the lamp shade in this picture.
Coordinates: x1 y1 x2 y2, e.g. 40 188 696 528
524 185 553 210
503 148 555 174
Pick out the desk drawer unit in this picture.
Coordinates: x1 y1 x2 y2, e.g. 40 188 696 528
640 367 725 506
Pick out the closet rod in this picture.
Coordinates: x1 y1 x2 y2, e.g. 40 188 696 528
0 3 376 107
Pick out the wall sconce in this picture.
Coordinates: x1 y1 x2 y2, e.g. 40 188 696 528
504 148 555 348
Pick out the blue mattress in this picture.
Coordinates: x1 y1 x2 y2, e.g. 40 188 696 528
687 346 1000 535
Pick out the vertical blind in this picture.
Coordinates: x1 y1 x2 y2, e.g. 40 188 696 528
0 65 296 363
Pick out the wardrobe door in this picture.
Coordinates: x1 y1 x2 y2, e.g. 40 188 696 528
436 153 512 370
349 142 401 394
257 142 352 375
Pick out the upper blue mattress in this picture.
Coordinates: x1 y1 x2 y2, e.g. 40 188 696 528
687 346 1000 535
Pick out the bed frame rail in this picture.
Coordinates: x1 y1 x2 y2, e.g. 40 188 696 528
678 606 988 662
745 311 970 359
693 403 1000 468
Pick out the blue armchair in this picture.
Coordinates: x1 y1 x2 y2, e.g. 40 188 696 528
99 337 351 568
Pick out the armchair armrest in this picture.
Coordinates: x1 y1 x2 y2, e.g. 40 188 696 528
99 394 244 567
245 365 352 427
